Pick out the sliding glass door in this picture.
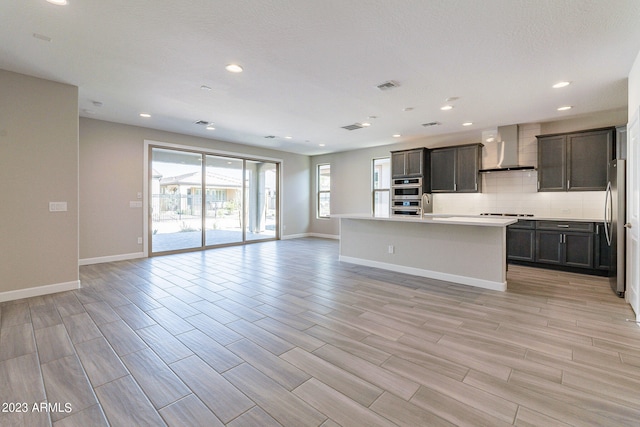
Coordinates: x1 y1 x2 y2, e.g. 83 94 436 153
205 156 243 246
150 146 279 255
245 160 278 241
151 148 203 252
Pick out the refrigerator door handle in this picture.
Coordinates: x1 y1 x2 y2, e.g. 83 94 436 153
604 181 612 246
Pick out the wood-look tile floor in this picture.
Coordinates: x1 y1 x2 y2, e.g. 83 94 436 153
1 237 639 426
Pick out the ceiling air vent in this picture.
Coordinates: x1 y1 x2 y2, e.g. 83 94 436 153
422 121 441 127
376 80 400 91
264 135 276 139
342 123 364 131
194 120 210 126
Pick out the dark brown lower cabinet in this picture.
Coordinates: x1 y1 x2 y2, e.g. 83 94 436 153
507 221 535 262
535 230 593 269
595 222 611 270
535 230 563 265
508 220 604 275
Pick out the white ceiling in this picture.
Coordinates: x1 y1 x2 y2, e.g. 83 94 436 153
2 1 640 155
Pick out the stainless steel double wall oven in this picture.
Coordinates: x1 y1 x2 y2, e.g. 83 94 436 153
391 177 432 216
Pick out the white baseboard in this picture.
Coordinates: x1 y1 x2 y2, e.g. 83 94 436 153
307 233 340 240
281 233 310 240
0 280 81 303
79 252 145 266
339 255 506 292
281 233 339 240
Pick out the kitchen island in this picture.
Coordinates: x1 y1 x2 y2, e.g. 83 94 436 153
336 214 517 291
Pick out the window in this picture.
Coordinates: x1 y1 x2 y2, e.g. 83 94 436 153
373 157 390 217
317 164 331 218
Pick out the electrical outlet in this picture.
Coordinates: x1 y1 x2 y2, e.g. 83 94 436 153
388 245 394 254
137 237 143 244
49 202 67 212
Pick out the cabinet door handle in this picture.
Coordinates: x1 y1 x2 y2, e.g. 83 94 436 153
567 180 570 189
557 224 569 228
559 234 563 243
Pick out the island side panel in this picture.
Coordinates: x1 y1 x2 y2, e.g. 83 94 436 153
339 218 507 291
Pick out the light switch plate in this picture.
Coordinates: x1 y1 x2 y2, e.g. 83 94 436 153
130 201 143 208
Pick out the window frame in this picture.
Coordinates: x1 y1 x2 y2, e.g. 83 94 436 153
317 163 331 219
372 157 390 217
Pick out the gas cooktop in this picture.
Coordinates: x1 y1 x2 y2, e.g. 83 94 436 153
480 213 534 217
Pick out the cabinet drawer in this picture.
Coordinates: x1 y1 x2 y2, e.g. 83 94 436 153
536 221 594 232
508 220 536 229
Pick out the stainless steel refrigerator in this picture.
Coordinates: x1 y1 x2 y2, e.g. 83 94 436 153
605 159 626 297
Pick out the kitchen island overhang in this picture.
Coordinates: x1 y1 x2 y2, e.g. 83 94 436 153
336 214 517 291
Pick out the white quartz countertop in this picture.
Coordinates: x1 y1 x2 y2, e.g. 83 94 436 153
333 214 517 227
523 216 604 222
332 213 604 225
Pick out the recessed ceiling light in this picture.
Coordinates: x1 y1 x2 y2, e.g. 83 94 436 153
367 115 378 119
200 85 212 91
445 97 459 102
139 113 151 118
440 105 453 111
403 107 414 112
225 64 243 73
319 143 326 147
553 81 571 89
462 122 473 126
361 122 371 127
206 126 215 130
392 134 401 138
557 106 573 111
284 136 293 139
46 0 68 5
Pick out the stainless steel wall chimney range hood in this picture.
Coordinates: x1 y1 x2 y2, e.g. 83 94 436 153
479 125 536 173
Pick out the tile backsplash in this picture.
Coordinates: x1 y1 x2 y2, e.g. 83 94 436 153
432 171 606 220
432 123 606 220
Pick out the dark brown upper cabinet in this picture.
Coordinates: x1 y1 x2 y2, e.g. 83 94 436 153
391 148 428 177
537 127 614 192
430 143 482 193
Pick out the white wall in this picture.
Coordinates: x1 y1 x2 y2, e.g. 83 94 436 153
626 48 640 315
630 53 640 123
79 118 310 262
0 70 79 298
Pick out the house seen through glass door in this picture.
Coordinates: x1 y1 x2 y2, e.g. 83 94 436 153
205 155 243 246
151 148 203 252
